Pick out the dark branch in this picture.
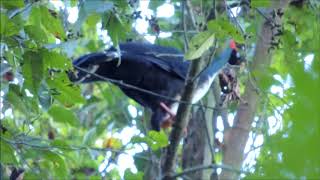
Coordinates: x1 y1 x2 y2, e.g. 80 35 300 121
162 55 206 179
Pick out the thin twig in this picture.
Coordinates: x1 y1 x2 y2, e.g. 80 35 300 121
224 0 245 35
170 163 246 179
186 0 198 31
182 0 189 52
255 8 273 22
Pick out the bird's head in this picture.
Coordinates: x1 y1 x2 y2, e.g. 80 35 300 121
228 39 245 66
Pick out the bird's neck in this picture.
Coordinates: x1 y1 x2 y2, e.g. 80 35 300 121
203 47 233 77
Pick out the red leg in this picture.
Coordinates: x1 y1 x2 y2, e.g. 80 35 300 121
159 102 175 128
159 102 175 117
158 102 188 135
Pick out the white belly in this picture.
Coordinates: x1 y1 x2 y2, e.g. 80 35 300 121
169 73 217 113
192 73 217 103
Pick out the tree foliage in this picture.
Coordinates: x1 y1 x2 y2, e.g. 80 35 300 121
0 0 319 179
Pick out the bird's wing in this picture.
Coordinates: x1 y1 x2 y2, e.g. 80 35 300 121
72 42 189 80
119 42 189 80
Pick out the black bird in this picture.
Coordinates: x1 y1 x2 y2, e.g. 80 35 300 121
69 40 241 131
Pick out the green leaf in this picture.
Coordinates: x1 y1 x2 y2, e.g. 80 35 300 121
46 73 85 106
23 148 44 160
38 82 53 111
252 69 274 91
0 140 18 165
131 131 168 151
39 6 66 39
214 152 222 164
89 175 101 180
24 172 40 180
24 25 48 44
207 18 244 43
133 151 148 172
22 51 44 96
48 105 79 127
27 6 41 26
0 13 20 37
124 169 144 180
86 13 101 27
43 151 68 178
70 0 78 7
27 6 65 39
50 139 71 150
148 130 169 150
41 49 72 70
83 127 97 146
185 31 215 60
45 39 79 57
75 0 113 32
103 13 129 46
149 1 166 11
108 168 121 179
251 0 271 8
1 0 24 9
6 84 29 114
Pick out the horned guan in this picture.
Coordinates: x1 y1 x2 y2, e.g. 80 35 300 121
69 40 241 131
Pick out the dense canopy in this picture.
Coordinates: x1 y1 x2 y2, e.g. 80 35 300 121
0 0 319 179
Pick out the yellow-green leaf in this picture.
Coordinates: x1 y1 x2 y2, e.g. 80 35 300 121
0 140 18 165
1 0 24 9
22 51 44 96
48 105 79 127
46 73 85 106
185 31 215 60
0 13 20 37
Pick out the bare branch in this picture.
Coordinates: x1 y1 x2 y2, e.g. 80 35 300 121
171 163 245 179
185 0 198 31
182 0 189 52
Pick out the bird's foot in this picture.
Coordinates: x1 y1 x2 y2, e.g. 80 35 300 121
159 102 175 117
160 117 188 136
160 117 174 129
159 102 176 129
159 102 187 135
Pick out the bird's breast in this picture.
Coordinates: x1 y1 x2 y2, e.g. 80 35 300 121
192 73 217 103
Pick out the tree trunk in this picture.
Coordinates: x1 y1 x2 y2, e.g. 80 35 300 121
220 1 290 179
181 78 222 180
182 88 216 180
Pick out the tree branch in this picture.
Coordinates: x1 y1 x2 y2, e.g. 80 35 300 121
185 0 198 31
181 0 189 52
171 163 245 179
162 54 206 179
